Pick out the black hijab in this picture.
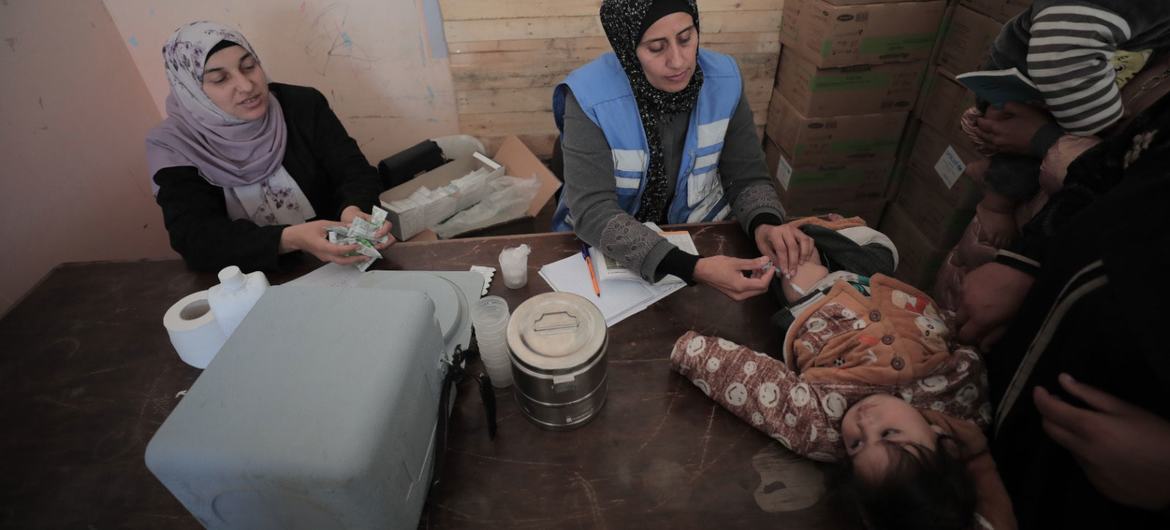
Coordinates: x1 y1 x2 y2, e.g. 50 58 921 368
600 0 703 223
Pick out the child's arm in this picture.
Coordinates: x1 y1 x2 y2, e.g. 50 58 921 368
1023 4 1128 136
779 249 827 303
670 331 846 462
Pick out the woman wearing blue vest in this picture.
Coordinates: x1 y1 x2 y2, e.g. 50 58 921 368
551 0 813 301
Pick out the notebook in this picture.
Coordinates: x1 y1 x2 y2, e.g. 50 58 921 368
539 227 696 327
955 67 1042 106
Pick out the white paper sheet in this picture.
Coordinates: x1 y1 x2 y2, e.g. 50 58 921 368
538 252 685 327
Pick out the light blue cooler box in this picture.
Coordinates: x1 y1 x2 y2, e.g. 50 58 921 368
146 285 451 529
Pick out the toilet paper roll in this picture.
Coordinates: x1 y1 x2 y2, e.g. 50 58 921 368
164 290 227 369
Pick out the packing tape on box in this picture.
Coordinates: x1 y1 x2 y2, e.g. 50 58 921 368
163 290 227 369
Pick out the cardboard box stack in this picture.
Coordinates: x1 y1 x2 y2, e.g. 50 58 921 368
765 0 946 227
879 0 1032 289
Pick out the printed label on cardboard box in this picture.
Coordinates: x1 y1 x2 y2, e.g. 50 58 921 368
809 72 892 92
777 155 794 190
858 33 938 55
934 146 967 189
826 139 901 156
791 167 873 186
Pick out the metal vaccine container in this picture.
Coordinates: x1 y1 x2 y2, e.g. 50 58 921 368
506 292 608 430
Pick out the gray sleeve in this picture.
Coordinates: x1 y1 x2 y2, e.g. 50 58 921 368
561 89 676 282
718 85 786 234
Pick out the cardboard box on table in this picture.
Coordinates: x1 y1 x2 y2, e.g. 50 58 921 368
776 46 927 117
766 88 910 167
961 0 1031 23
781 0 947 68
936 5 1005 78
379 136 561 242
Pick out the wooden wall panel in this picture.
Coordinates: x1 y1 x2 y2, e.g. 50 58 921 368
441 0 784 20
440 0 785 158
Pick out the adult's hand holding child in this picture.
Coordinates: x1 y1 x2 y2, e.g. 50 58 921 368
755 223 815 278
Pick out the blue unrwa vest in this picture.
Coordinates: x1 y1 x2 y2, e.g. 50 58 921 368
551 49 742 231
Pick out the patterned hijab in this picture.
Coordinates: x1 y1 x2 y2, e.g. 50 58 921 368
145 21 287 193
600 0 703 223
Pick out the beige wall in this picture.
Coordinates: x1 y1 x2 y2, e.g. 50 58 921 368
0 0 174 316
102 0 460 164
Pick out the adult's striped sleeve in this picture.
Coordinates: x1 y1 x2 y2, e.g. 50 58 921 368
1026 4 1130 136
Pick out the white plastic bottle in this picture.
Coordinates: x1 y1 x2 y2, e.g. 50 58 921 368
207 265 270 338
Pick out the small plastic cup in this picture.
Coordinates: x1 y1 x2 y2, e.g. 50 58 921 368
498 245 530 289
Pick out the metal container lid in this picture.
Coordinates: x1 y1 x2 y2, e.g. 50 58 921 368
507 292 606 372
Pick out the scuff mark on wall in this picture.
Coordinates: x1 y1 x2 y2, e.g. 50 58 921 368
128 167 153 199
5 37 15 52
299 3 381 76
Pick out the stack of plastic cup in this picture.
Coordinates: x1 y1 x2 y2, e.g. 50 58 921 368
472 296 513 388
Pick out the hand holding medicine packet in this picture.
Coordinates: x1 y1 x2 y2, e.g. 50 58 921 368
329 206 391 271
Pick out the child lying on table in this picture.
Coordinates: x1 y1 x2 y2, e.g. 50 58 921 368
671 216 1014 530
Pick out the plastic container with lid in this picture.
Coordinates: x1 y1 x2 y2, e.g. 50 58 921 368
207 265 270 338
506 292 608 430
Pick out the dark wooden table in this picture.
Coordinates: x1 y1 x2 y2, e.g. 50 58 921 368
0 222 858 529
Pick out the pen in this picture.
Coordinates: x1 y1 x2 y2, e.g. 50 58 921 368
580 242 602 297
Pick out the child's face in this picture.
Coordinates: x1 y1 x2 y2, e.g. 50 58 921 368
841 394 939 480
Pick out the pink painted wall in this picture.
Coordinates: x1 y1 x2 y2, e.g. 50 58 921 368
0 0 175 316
102 0 460 165
0 0 465 317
